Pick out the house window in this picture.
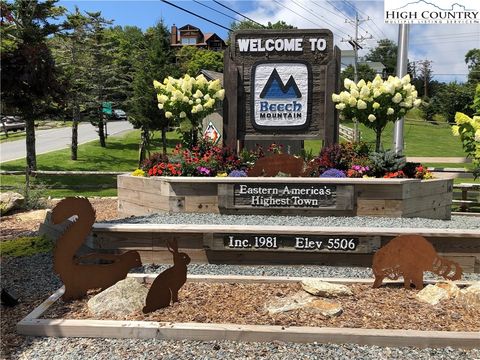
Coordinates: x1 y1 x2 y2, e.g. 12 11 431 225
181 37 197 45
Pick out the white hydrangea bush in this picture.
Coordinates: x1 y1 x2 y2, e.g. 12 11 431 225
153 74 225 144
332 74 421 150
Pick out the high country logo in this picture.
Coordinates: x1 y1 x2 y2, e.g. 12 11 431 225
384 0 479 24
252 62 310 129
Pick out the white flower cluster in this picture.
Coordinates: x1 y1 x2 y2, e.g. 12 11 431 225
332 74 421 126
154 74 225 130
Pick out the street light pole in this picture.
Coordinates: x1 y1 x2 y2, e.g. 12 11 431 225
393 24 410 155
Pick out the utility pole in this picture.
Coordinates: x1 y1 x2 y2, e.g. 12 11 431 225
342 12 373 141
393 24 410 155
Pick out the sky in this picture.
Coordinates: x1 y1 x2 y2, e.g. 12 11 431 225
58 0 480 83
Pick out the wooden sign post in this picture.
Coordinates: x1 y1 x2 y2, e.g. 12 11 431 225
223 29 341 152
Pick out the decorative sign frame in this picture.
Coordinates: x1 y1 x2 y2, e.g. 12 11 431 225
223 29 341 150
218 183 354 216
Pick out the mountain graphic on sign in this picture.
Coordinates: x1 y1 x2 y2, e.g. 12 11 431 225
260 68 302 99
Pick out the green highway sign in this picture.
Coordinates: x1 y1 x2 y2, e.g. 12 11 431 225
102 102 112 115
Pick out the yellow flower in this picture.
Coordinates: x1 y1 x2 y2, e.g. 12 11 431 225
132 169 145 177
392 93 402 103
208 79 221 91
158 104 163 110
153 80 162 89
165 111 173 118
180 111 186 118
455 112 471 125
387 107 394 115
216 172 228 177
368 114 376 122
335 103 346 110
357 99 367 110
451 125 459 136
214 89 225 100
372 102 380 110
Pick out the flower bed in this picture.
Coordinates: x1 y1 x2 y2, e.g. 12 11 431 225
117 175 453 219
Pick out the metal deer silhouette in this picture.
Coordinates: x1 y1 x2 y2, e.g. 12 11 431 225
143 239 191 313
372 234 462 290
51 197 142 300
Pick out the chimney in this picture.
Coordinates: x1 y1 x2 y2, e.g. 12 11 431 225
171 24 178 45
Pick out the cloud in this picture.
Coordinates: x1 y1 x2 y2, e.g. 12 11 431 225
240 0 479 82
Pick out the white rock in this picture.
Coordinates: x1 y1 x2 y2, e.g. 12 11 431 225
301 279 353 297
265 291 313 314
459 281 480 310
87 278 148 316
435 281 460 298
0 192 24 215
416 284 449 305
265 291 342 317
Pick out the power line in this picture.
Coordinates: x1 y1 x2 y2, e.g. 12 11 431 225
160 0 231 31
340 0 387 39
273 0 324 29
290 0 349 36
212 0 265 28
193 0 239 23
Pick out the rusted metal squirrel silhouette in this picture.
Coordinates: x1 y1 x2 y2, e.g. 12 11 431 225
142 239 191 313
51 197 142 300
248 153 305 177
372 235 462 290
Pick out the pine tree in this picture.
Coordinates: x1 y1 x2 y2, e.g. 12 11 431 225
130 21 177 163
1 0 65 171
51 7 91 160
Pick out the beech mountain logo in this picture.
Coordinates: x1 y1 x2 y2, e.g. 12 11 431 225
260 68 302 99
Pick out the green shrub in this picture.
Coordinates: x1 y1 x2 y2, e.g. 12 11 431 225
0 236 53 257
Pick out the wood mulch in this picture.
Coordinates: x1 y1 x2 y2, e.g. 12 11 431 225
43 282 480 332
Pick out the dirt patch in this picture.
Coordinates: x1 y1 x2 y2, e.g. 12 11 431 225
43 282 480 332
0 197 118 240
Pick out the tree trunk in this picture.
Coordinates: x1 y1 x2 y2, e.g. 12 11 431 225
375 126 382 152
98 114 106 147
25 113 37 171
71 107 79 160
161 126 167 155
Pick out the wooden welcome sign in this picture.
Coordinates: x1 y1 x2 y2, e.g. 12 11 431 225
223 29 341 150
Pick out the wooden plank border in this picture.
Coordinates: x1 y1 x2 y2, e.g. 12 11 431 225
17 276 479 348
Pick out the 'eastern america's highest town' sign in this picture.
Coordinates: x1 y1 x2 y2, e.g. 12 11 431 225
223 29 341 149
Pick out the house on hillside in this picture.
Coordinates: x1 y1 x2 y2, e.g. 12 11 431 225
170 24 227 51
341 49 386 77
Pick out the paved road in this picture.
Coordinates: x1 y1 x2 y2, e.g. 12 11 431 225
0 121 134 163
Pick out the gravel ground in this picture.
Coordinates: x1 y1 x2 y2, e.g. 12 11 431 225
2 253 480 360
2 200 479 359
109 213 480 230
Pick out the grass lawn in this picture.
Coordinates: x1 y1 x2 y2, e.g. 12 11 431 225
0 130 180 198
1 113 476 198
305 110 465 157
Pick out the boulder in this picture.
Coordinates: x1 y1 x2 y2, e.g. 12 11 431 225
301 279 353 297
416 284 449 305
87 278 148 316
435 281 460 298
265 291 342 317
0 192 24 215
306 298 343 317
458 281 480 310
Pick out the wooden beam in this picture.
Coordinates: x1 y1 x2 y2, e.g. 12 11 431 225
17 318 480 349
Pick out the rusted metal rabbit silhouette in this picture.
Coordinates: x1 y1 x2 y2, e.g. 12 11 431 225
142 239 191 313
51 197 142 300
372 234 462 290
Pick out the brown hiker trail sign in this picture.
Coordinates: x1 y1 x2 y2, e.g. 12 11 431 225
223 29 341 151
